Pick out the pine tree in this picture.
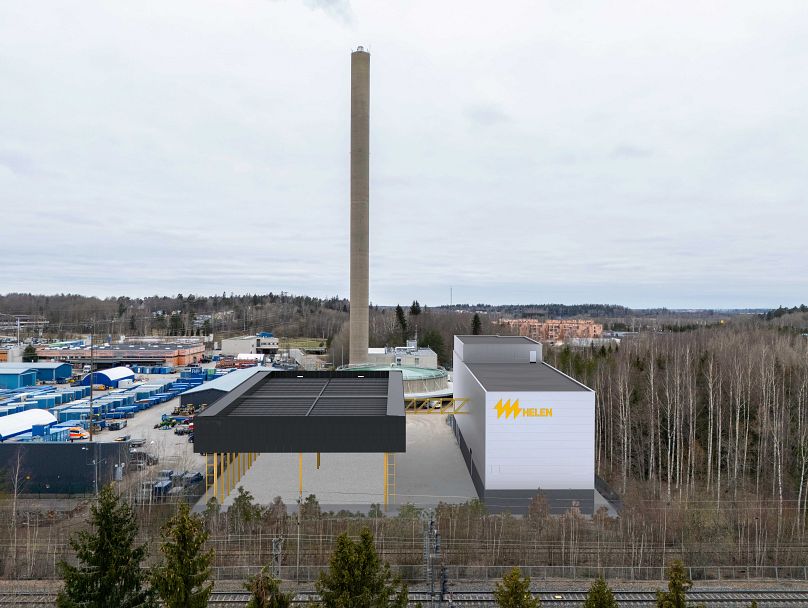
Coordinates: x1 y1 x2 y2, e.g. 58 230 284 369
316 528 408 608
582 577 618 608
471 313 482 335
656 561 704 608
152 501 214 608
22 345 38 362
56 484 153 608
493 568 540 608
395 305 408 343
244 566 292 608
409 301 421 316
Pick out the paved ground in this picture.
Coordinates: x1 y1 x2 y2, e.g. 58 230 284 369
395 415 478 507
221 452 384 510
210 415 478 512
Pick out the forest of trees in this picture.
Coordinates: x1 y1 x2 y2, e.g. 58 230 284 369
540 324 808 571
0 292 349 341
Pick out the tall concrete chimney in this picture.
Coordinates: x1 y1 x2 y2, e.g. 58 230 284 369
349 47 370 365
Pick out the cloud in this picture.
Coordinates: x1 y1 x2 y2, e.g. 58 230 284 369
0 150 38 176
0 0 806 308
302 0 352 23
466 103 510 127
613 144 653 159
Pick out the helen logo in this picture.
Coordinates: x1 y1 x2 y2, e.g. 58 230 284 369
494 399 553 420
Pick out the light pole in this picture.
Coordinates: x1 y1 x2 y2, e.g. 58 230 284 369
81 445 98 496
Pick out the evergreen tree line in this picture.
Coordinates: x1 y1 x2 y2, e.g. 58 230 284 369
55 485 731 608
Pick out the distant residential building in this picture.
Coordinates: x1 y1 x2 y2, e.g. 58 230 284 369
192 314 212 329
221 332 280 357
500 319 604 342
567 337 620 348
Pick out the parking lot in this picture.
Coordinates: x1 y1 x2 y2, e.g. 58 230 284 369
88 373 206 476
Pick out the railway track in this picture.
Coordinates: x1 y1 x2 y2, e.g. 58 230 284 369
3 589 808 607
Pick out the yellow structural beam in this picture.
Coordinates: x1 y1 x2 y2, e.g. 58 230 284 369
405 397 469 414
383 453 388 510
208 451 261 505
383 452 397 512
212 453 218 502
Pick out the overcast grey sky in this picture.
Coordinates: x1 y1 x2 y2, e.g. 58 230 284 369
1 0 806 308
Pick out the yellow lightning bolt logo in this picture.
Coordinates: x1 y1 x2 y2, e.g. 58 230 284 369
494 399 522 419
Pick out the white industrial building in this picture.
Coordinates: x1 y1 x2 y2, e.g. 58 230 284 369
367 340 438 369
220 333 279 357
452 335 595 514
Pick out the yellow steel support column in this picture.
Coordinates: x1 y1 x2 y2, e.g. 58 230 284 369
212 453 218 503
218 452 224 504
316 452 320 469
389 453 396 506
383 453 388 511
225 453 230 496
219 453 224 503
229 453 235 494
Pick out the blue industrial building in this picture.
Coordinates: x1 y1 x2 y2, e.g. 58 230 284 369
0 409 59 442
81 366 135 388
0 362 73 383
0 369 37 390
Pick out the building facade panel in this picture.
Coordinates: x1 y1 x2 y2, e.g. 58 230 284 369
452 335 595 514
451 354 488 489
484 390 595 490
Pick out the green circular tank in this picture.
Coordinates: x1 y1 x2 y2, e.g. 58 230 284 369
337 364 450 396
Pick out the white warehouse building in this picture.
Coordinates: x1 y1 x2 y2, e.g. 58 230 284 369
452 335 595 514
220 333 280 357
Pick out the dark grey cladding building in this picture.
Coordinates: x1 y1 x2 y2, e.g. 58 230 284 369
193 370 405 454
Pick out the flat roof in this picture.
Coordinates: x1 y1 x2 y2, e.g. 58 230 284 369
41 342 202 351
183 366 269 395
210 373 392 417
0 369 35 375
467 362 590 392
456 335 540 345
194 370 406 453
0 362 71 370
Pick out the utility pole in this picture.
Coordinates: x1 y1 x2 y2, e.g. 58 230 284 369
89 319 94 443
271 537 283 579
424 510 439 608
